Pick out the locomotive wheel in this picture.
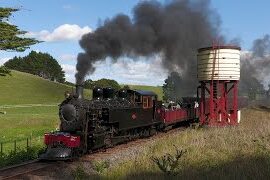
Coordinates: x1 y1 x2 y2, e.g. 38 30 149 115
150 127 157 136
104 135 113 148
143 128 150 137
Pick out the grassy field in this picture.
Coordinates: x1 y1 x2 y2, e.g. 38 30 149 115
79 108 270 179
0 106 58 149
0 71 90 153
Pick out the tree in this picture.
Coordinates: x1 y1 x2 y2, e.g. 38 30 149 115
0 8 39 51
162 72 183 102
84 79 95 89
84 78 121 90
5 51 65 83
123 85 130 90
94 79 121 90
0 8 39 77
0 65 11 76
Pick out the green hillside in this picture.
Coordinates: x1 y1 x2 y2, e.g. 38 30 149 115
0 70 91 105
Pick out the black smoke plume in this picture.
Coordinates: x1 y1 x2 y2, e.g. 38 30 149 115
240 35 270 94
76 0 224 94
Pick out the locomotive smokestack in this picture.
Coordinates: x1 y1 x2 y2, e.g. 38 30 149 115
76 84 84 99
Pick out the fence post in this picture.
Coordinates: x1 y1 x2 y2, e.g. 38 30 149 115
14 140 16 153
27 138 29 152
0 142 3 156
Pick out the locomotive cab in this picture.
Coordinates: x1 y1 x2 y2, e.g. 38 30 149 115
127 89 157 108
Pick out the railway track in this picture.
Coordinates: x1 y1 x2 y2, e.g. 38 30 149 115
0 160 53 179
81 125 187 162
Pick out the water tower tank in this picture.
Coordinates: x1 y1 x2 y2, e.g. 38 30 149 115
197 46 241 81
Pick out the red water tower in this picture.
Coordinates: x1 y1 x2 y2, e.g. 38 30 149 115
197 46 241 126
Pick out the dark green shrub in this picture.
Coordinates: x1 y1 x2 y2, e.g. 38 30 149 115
92 160 110 174
0 146 43 168
151 146 186 176
72 164 89 180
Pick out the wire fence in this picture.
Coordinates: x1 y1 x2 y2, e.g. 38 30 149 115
0 136 45 168
0 136 37 156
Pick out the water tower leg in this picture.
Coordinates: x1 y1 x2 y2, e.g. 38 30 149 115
219 81 226 122
209 81 214 121
199 82 206 125
232 81 238 125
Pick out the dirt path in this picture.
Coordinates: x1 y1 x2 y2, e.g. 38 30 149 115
0 104 59 109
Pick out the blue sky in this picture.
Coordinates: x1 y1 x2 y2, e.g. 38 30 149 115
1 0 269 85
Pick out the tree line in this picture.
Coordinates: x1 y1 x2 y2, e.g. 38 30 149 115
4 51 65 82
84 79 130 90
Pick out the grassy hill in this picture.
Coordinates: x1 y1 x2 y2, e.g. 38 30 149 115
0 70 91 105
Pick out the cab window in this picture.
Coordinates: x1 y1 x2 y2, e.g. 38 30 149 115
143 97 148 108
135 94 142 103
143 96 153 109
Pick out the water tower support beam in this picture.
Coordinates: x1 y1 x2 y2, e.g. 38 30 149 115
233 81 238 124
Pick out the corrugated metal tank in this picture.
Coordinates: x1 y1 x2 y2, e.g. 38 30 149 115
197 46 241 81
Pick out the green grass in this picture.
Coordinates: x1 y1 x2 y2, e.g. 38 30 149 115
0 70 91 104
0 106 58 142
0 103 59 154
0 71 75 153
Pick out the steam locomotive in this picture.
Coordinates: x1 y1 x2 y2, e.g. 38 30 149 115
40 85 198 160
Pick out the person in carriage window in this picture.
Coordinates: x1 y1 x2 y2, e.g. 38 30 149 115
135 94 141 103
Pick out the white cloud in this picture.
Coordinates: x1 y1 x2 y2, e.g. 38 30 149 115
59 54 77 61
0 57 11 65
62 64 76 74
89 56 168 85
60 56 168 85
26 24 92 42
61 64 76 82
